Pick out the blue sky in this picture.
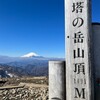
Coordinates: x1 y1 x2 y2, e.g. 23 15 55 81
0 0 99 57
92 0 100 22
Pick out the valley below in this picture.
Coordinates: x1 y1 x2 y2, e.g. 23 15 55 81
0 53 64 100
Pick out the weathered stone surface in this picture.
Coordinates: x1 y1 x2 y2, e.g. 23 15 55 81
65 0 93 100
0 86 48 100
49 61 65 100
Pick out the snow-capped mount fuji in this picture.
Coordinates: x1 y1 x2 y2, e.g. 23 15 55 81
21 52 39 58
0 52 64 77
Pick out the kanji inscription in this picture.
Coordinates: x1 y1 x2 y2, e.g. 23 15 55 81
65 0 93 99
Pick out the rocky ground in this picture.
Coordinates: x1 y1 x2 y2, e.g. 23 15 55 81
0 77 49 100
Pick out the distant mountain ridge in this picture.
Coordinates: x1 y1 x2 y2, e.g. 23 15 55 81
0 53 64 77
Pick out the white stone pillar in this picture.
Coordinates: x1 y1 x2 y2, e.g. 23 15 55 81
49 61 65 100
65 0 94 100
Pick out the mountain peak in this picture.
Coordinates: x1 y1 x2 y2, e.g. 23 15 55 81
21 52 39 58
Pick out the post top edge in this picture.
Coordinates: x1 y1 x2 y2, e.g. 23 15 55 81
92 22 100 25
49 61 65 63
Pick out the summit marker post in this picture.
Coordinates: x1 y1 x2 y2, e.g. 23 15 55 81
65 0 94 100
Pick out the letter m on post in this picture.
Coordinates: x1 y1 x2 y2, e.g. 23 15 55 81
75 88 85 99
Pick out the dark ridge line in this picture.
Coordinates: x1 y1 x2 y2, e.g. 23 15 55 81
92 22 100 25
